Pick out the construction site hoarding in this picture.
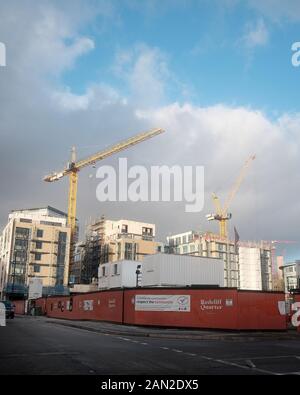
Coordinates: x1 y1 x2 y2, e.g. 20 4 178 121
23 288 287 331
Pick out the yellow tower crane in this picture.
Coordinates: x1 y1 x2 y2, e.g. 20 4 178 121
206 155 256 239
44 128 165 266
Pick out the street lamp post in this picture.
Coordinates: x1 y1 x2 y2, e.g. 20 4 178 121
135 265 141 288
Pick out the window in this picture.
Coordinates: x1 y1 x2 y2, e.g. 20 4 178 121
37 229 43 238
121 224 128 234
183 245 188 254
190 244 195 253
15 239 28 250
176 237 181 246
40 221 62 227
101 266 106 277
36 241 42 249
15 227 30 239
182 235 187 244
35 253 42 261
125 243 133 260
33 265 40 273
142 227 153 236
114 264 118 275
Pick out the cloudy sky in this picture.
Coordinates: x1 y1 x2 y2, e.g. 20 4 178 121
1 0 300 259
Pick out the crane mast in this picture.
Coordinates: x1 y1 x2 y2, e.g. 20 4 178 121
206 155 256 239
44 128 165 275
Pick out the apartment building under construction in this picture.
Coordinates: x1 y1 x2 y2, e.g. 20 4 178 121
70 217 159 284
0 207 71 299
166 231 272 290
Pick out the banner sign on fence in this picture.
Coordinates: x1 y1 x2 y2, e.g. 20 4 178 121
135 295 190 312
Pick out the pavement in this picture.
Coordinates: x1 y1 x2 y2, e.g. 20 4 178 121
44 316 300 341
0 315 300 375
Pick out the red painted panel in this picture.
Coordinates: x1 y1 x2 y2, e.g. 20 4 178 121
294 295 300 333
13 300 26 315
124 289 239 330
46 291 123 322
237 292 287 330
39 289 289 331
35 298 47 315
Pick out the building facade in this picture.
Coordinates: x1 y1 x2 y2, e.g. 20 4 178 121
166 231 272 290
70 216 159 284
238 245 272 291
0 207 71 299
166 231 239 288
280 261 300 293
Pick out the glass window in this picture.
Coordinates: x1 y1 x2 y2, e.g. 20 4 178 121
15 227 30 238
36 241 42 249
34 265 40 273
35 253 42 261
142 227 153 235
114 264 118 275
102 266 106 277
37 229 43 238
121 224 128 234
125 243 133 260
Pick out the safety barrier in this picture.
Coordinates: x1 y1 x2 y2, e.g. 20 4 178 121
27 288 287 331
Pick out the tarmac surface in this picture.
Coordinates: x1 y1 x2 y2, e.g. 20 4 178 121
0 315 299 375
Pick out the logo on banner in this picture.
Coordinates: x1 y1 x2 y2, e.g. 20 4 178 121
277 301 286 316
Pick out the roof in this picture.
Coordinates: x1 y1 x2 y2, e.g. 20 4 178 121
11 206 68 218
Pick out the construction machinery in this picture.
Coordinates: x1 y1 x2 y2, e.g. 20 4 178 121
44 128 165 269
206 155 256 239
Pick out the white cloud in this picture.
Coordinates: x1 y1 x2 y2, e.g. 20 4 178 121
135 103 300 240
242 18 269 48
0 0 300 249
114 44 170 108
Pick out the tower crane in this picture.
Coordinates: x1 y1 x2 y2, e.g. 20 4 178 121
44 128 165 268
206 155 256 239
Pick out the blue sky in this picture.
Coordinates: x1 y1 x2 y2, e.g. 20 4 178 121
61 0 300 115
1 0 300 260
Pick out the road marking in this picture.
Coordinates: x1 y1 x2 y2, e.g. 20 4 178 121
245 360 256 368
185 353 197 357
172 349 183 353
230 355 298 361
211 358 279 375
140 342 148 346
161 347 169 350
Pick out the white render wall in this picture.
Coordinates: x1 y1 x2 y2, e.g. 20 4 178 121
239 247 262 290
141 253 224 288
98 260 142 289
103 219 155 241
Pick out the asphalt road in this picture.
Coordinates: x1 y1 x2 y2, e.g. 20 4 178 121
0 316 300 375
